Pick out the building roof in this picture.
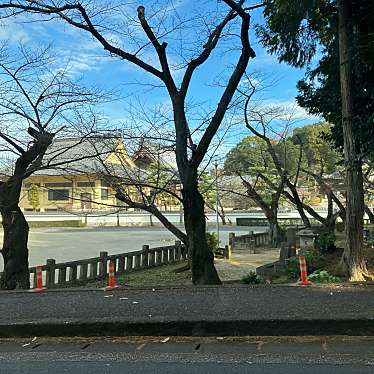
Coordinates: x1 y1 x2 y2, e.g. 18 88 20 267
132 139 177 171
34 136 133 176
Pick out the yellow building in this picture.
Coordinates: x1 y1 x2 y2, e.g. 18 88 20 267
20 136 180 212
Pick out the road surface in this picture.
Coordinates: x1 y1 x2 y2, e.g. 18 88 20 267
0 337 373 374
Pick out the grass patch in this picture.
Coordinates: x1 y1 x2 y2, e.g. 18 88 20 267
117 262 192 287
60 261 192 289
28 220 86 228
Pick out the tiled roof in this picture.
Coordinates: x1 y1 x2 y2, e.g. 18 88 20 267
34 136 125 176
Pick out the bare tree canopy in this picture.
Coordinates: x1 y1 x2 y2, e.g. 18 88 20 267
0 44 101 289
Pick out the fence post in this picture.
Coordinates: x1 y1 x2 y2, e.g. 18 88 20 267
224 245 231 259
175 240 182 261
142 245 150 267
69 265 78 282
134 252 141 269
279 242 289 263
229 233 235 252
80 263 88 280
117 257 125 273
46 259 56 288
58 267 67 285
99 251 108 277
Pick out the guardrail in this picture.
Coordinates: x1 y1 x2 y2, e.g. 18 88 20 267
28 241 187 289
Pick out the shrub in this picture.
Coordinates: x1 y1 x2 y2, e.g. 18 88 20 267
206 232 220 256
315 231 336 253
336 222 345 233
241 271 261 284
308 270 341 283
286 251 315 279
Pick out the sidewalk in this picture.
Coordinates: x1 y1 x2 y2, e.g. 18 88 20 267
215 248 280 281
1 284 374 337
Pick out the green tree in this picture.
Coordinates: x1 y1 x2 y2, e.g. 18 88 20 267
257 0 373 280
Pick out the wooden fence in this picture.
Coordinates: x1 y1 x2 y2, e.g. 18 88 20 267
229 231 270 253
28 241 187 289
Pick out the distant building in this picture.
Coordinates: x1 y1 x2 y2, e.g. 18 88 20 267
18 137 180 213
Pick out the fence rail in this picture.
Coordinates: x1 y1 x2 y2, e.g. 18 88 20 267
27 241 187 289
229 231 270 252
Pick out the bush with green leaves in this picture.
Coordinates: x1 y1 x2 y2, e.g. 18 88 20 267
206 232 220 256
241 271 261 285
286 251 315 279
315 231 336 253
308 270 341 283
335 222 345 233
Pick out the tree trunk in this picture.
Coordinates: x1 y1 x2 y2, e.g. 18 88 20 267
268 219 284 248
0 207 30 290
338 0 368 280
323 192 337 235
287 183 311 228
183 177 221 285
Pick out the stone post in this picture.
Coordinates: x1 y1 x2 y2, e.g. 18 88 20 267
279 242 289 263
223 245 231 259
46 259 56 288
175 240 182 261
142 245 150 267
229 232 235 252
99 251 108 277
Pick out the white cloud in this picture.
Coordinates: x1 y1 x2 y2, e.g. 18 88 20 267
256 99 321 123
0 20 29 43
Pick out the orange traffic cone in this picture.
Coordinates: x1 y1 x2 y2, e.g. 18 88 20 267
30 266 47 292
298 256 312 286
105 260 119 290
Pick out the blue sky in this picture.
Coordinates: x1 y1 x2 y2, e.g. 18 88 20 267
0 0 320 156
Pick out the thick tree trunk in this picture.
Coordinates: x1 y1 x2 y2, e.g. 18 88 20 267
183 178 221 285
338 0 368 280
268 219 283 248
0 207 30 289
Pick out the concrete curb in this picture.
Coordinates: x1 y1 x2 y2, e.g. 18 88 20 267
2 319 374 338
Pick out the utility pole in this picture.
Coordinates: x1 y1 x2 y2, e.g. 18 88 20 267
215 162 220 245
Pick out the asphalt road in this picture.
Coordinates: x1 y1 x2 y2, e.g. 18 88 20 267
0 337 373 374
1 362 372 374
0 226 259 270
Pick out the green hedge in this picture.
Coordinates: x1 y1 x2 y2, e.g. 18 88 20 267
28 220 86 228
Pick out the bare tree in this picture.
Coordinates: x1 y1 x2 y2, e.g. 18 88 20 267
0 46 99 289
0 0 259 284
241 97 345 235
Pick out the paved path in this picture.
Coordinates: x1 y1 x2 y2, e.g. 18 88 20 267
215 249 280 280
1 285 374 337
